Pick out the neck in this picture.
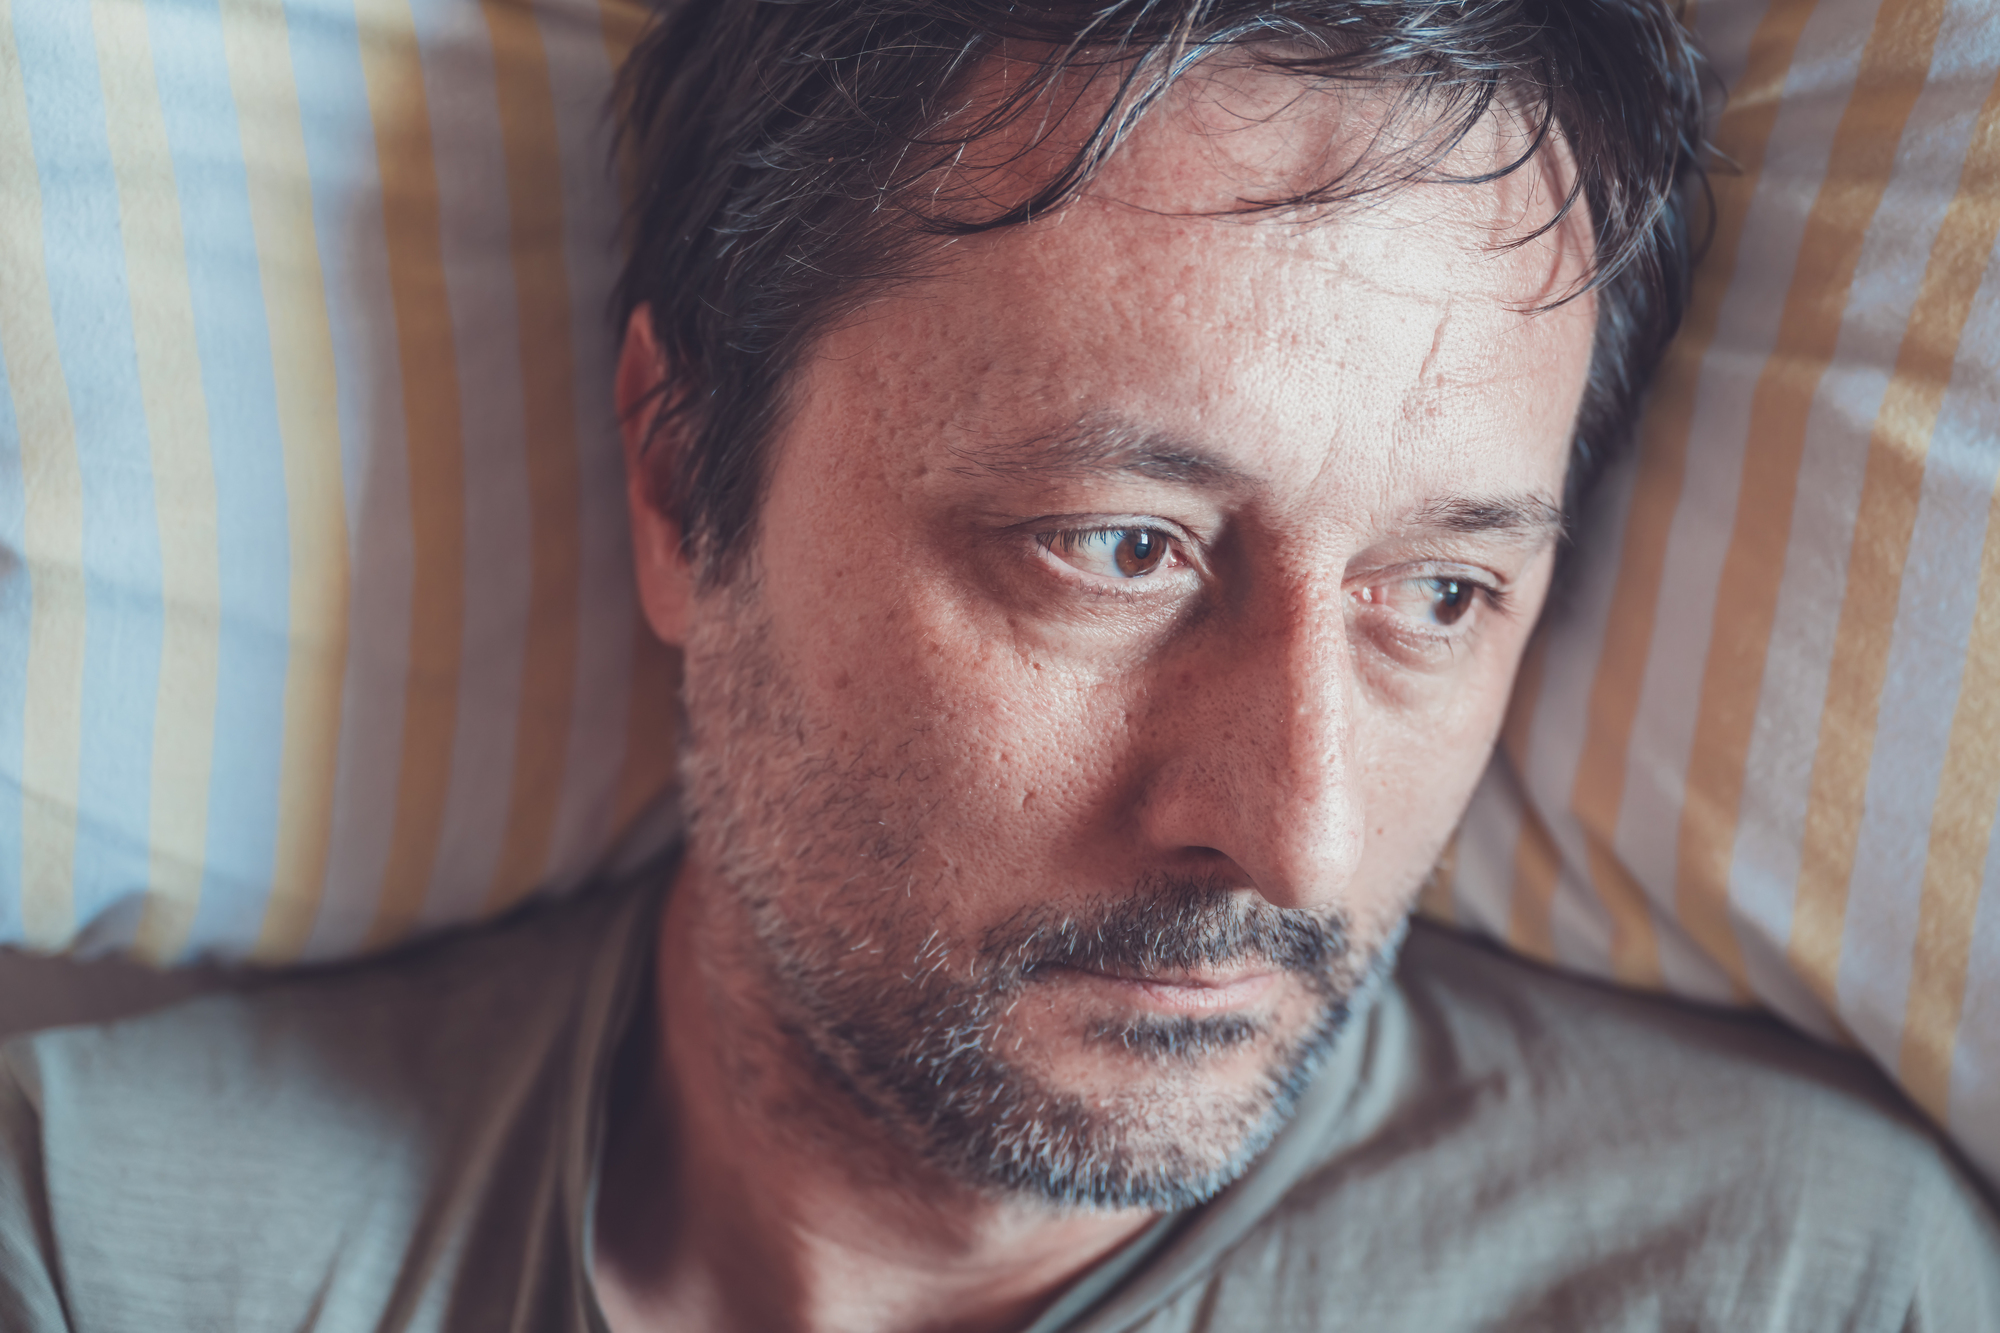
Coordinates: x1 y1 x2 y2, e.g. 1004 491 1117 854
592 858 1161 1333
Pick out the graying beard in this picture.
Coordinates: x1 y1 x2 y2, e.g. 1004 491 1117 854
752 886 1387 1211
1088 1013 1264 1059
677 589 1388 1210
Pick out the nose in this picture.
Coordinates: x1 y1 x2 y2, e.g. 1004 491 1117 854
1131 575 1363 911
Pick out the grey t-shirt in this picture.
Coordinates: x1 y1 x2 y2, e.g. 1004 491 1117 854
1 879 1994 1332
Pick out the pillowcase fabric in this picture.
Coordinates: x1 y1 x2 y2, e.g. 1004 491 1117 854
1439 0 2000 1186
0 0 680 965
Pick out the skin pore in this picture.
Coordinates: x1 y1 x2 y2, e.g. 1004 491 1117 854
594 66 1597 1333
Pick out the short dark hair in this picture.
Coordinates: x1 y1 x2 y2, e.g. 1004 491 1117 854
614 0 1708 579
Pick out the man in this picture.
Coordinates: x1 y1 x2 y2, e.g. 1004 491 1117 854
2 1 1996 1330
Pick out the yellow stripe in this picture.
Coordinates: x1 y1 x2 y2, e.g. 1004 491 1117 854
357 0 466 951
1565 0 1826 992
1496 579 1661 979
90 0 224 964
1902 482 2000 1119
0 0 83 947
1797 67 2000 1021
1507 803 1565 963
218 0 352 963
1587 834 1664 985
1682 0 1946 990
480 0 581 917
1498 628 1562 959
1896 75 2000 1122
1678 0 1946 993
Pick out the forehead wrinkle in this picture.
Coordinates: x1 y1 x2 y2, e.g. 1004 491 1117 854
946 416 1257 490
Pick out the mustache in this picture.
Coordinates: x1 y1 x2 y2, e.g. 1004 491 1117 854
976 876 1353 988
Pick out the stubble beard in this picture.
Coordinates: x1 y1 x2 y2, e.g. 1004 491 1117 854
677 580 1395 1211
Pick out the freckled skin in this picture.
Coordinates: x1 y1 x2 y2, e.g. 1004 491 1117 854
596 71 1597 1333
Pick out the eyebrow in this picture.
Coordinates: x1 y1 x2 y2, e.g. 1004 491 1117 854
952 416 1565 541
948 419 1254 489
1406 493 1566 543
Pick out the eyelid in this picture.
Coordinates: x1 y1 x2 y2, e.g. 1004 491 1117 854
1350 563 1516 638
1029 513 1200 542
1032 517 1203 559
1030 518 1206 588
1350 558 1512 600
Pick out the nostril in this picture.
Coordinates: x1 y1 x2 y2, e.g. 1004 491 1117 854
1178 846 1236 870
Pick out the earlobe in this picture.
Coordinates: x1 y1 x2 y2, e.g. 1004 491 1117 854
617 305 696 647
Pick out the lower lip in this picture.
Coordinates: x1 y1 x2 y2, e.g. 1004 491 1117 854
1061 967 1280 1014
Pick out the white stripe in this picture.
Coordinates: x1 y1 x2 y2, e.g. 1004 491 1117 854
217 0 352 961
542 0 643 891
1621 0 1885 977
408 0 532 929
0 0 84 947
1840 164 2000 1065
1517 443 1642 973
1733 1 1994 1050
90 0 225 962
311 0 422 959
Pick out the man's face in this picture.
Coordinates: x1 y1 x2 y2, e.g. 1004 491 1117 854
632 77 1594 1209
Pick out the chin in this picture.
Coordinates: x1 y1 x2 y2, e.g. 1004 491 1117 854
772 934 1388 1212
928 1002 1354 1211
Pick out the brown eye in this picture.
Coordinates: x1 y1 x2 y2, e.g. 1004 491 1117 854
1043 527 1175 580
1115 529 1166 577
1426 578 1475 626
1357 575 1490 628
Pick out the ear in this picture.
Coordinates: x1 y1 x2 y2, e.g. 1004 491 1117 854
618 305 695 646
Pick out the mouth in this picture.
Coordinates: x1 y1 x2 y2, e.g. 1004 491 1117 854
1053 964 1281 1014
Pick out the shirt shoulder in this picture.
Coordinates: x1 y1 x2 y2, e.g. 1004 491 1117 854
0 880 658 1333
1124 924 2000 1333
0 1051 66 1332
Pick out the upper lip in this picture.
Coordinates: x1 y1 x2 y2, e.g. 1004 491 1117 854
1072 964 1273 989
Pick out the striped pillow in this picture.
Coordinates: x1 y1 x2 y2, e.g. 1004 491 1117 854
1439 0 2000 1185
5 0 1997 1189
0 0 680 964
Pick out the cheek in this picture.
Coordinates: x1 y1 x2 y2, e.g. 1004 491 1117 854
767 560 1138 880
914 659 1143 871
1344 700 1494 934
1350 613 1540 904
755 443 1152 866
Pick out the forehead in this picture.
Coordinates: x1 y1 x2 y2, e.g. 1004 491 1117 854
792 68 1595 509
